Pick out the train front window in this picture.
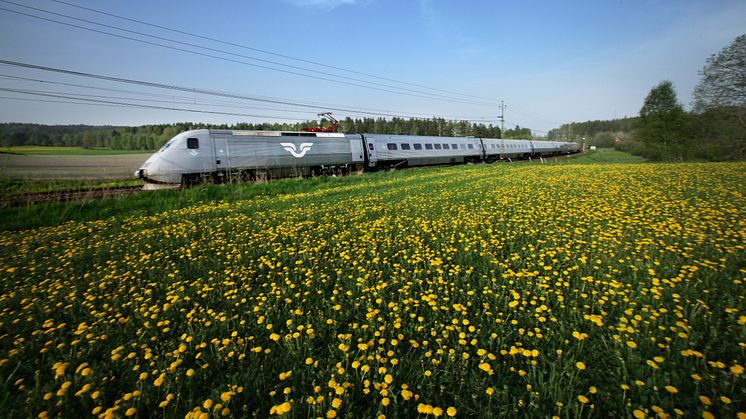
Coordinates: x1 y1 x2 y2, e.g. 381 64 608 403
187 137 199 149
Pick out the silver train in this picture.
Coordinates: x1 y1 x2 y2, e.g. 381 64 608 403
134 129 581 185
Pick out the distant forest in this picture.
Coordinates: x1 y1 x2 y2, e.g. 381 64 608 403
0 117 528 150
545 117 638 147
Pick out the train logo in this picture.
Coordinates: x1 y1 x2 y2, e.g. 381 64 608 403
280 142 314 158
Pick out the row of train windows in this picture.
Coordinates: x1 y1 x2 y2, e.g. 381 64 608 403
386 143 476 151
487 144 525 149
385 142 528 151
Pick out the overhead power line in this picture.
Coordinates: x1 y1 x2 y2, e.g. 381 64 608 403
0 59 500 123
0 1 496 106
49 0 497 103
0 87 310 120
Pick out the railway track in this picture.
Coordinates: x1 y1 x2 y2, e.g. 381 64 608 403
1 185 145 208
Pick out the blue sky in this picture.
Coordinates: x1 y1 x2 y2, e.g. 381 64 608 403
0 0 744 135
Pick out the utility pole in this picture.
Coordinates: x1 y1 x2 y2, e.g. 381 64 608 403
498 100 506 136
498 100 506 158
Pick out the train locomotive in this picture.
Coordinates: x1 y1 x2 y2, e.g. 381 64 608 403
134 129 581 186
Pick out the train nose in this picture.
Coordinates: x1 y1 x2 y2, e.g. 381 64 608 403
134 169 144 178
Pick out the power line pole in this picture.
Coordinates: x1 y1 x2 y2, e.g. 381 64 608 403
498 100 506 136
498 100 506 157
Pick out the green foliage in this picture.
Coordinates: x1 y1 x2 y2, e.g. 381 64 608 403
693 34 746 112
547 118 637 141
690 34 746 160
565 148 646 165
0 119 503 151
635 81 693 161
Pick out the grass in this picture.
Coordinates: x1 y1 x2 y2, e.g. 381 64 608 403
1 146 152 155
0 177 142 197
1 161 744 418
563 148 647 164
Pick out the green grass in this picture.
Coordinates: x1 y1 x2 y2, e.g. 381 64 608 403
1 146 152 155
0 162 744 418
0 177 142 197
0 170 408 231
564 148 647 164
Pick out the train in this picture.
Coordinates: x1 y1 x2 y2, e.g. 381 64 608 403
134 129 581 186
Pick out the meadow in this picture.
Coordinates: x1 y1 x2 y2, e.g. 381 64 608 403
0 161 744 418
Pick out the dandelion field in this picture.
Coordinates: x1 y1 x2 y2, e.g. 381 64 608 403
1 162 745 418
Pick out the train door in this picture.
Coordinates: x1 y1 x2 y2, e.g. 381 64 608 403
212 135 230 172
362 135 378 168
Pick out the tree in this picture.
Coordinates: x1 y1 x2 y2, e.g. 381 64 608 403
691 34 746 160
637 80 692 160
693 34 746 112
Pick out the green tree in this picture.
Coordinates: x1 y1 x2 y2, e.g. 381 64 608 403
693 34 746 112
691 34 746 160
637 80 691 161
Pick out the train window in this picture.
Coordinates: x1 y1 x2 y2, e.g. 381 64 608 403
187 137 199 149
368 143 374 150
401 143 411 150
442 144 449 149
414 143 422 150
468 144 474 149
434 144 442 150
452 144 458 149
425 144 433 150
387 143 398 150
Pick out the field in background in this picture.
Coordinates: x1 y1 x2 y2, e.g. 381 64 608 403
2 146 152 155
1 162 744 418
1 153 148 179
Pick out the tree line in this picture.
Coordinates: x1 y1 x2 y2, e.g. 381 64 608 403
552 34 745 161
626 34 745 161
0 118 510 151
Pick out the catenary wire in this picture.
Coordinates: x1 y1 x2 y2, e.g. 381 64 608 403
0 60 500 123
48 0 499 103
0 3 497 106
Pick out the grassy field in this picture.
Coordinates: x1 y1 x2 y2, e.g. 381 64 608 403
1 153 148 180
562 147 647 164
1 161 745 418
2 146 152 155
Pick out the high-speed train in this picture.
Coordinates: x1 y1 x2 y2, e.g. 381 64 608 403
134 129 580 186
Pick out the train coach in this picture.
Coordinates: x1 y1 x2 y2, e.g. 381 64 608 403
134 129 580 186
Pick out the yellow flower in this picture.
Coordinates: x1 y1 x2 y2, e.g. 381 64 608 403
633 409 645 419
577 395 589 404
418 404 434 414
447 407 457 417
576 361 586 371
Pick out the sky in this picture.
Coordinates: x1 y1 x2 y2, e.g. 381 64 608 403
0 0 744 135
